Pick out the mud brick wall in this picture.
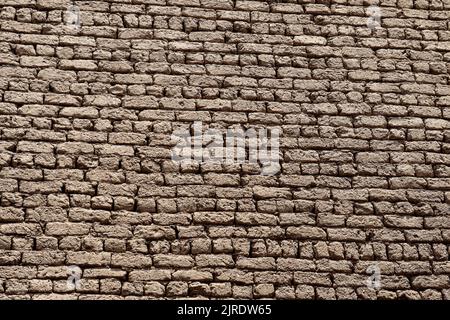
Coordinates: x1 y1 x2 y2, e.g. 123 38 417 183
0 0 450 300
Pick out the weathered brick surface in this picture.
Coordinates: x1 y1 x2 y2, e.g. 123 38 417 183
0 0 450 300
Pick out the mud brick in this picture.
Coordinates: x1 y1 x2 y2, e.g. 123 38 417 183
153 254 194 268
4 91 44 104
67 252 111 267
111 253 152 268
236 212 277 226
20 181 63 194
0 0 449 300
235 257 275 271
412 275 449 289
0 179 19 193
0 207 24 222
0 222 42 236
286 226 327 240
373 230 405 242
193 212 234 225
45 222 90 236
26 207 66 222
129 270 171 282
405 230 443 242
172 270 213 281
0 266 37 279
134 226 176 240
332 189 369 201
276 258 315 272
346 216 383 228
294 272 332 286
22 251 65 266
385 216 423 229
328 228 366 241
369 189 408 201
68 131 106 142
69 208 110 223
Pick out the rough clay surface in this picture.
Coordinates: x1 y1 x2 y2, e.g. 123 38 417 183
0 0 450 300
